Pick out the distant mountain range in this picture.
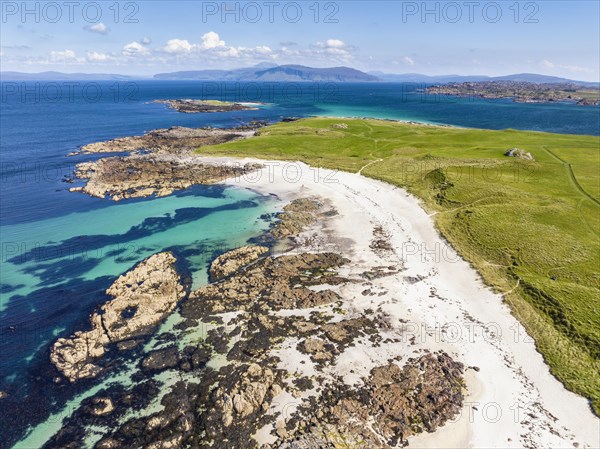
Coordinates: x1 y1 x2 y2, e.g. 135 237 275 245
154 64 379 82
1 65 597 86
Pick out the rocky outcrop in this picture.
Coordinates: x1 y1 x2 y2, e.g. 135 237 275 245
44 245 465 448
370 225 394 255
271 198 323 239
70 157 261 201
209 245 269 281
505 147 534 161
275 352 464 449
182 252 349 318
75 126 256 155
86 397 115 417
50 252 186 382
328 353 464 447
210 363 282 427
153 99 258 113
140 346 181 374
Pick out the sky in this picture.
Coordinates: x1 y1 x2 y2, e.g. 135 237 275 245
1 0 599 81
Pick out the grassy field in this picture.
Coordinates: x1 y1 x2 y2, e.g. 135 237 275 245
197 117 600 414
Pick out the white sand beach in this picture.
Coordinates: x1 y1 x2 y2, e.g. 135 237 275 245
211 157 600 448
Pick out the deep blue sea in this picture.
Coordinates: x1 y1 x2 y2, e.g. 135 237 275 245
0 80 599 448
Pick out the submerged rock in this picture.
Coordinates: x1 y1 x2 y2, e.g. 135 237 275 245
50 252 186 382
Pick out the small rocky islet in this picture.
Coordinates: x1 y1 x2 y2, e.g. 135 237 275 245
153 99 261 113
46 195 466 448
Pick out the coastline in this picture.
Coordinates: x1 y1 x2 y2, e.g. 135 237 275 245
7 115 598 447
12 151 599 448
216 156 599 448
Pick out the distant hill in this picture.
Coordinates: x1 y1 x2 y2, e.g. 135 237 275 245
370 72 490 83
155 64 378 82
2 67 596 86
490 73 598 85
372 71 599 87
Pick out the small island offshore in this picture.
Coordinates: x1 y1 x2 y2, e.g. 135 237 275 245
153 99 261 113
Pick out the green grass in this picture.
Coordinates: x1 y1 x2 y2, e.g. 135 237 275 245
197 117 600 414
201 99 234 106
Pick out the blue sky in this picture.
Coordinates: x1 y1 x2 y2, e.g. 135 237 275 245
1 1 599 80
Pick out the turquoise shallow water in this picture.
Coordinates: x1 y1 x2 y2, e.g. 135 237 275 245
1 186 274 309
1 185 279 448
0 182 280 447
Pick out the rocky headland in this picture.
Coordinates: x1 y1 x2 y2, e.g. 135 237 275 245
70 157 261 201
68 126 263 201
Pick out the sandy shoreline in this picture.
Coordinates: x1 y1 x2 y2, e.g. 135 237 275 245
211 157 600 448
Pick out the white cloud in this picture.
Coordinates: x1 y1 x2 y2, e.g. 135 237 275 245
541 59 554 68
402 56 415 66
87 51 110 62
122 41 149 56
313 38 354 61
49 49 78 62
159 32 272 61
541 59 592 74
325 39 345 48
254 45 272 55
163 39 195 54
201 31 225 49
86 22 109 35
26 33 357 69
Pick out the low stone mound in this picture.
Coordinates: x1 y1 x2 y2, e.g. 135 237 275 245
331 123 348 129
505 147 534 160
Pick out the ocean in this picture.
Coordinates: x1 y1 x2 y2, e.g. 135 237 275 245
0 80 598 447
